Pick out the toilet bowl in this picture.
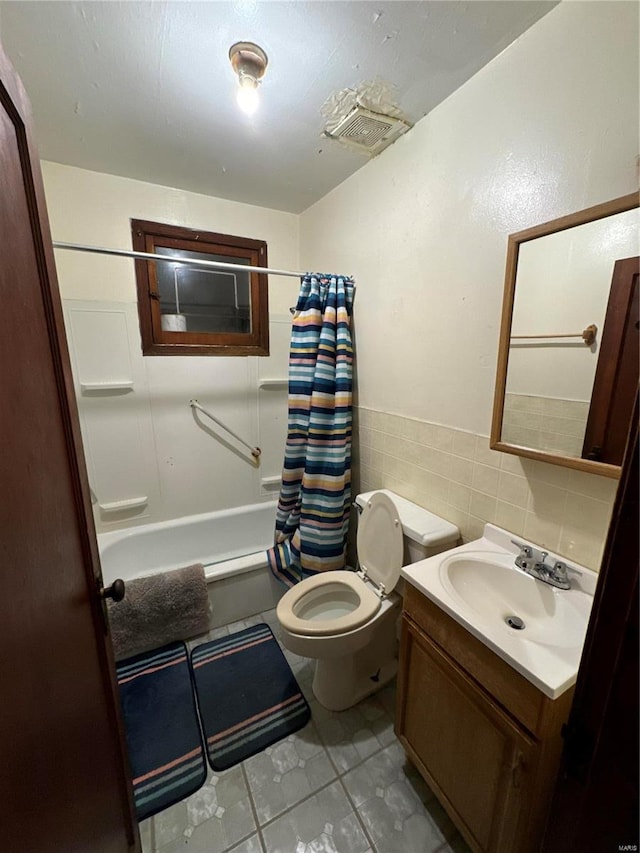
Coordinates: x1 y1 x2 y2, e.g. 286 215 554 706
276 490 459 711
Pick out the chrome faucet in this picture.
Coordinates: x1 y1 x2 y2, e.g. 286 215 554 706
511 540 579 590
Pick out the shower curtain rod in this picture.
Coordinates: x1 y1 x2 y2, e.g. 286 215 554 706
52 241 305 279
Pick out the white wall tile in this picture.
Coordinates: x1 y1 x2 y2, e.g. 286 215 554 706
497 471 530 508
369 429 386 453
466 516 487 542
449 456 474 486
470 490 497 522
432 425 455 453
472 463 500 497
359 427 374 448
358 409 374 430
562 469 619 502
415 420 437 448
356 405 616 571
474 436 502 469
500 453 526 476
448 482 471 513
452 430 477 460
495 501 526 537
523 511 562 553
560 493 612 540
527 480 567 519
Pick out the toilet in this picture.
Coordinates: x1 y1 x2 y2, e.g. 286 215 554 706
276 489 460 711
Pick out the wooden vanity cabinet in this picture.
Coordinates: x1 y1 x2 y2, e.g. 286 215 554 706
396 585 574 853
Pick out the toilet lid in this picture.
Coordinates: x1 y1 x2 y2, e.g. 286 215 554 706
357 491 403 593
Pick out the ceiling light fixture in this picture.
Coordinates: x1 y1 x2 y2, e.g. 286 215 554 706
229 41 268 116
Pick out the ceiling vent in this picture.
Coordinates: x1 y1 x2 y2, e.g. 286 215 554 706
325 105 410 155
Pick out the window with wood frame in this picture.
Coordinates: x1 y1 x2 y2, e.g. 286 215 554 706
132 219 269 356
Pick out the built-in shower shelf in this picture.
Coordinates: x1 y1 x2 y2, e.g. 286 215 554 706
260 476 281 495
99 496 148 513
258 379 288 389
261 476 281 486
81 381 134 394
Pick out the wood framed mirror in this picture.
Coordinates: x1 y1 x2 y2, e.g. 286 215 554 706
491 193 639 479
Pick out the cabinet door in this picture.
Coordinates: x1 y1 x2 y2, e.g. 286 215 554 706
397 619 534 852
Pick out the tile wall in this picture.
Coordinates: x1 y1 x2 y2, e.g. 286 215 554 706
355 407 619 572
502 394 589 458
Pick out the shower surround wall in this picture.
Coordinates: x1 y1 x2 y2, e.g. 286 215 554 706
42 162 300 532
300 2 638 572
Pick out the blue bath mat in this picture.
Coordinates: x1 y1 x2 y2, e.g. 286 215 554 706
191 624 311 771
116 642 207 820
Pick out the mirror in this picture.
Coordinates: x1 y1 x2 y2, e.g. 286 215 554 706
491 193 639 478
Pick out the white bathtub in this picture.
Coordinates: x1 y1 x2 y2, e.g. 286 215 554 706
98 501 284 628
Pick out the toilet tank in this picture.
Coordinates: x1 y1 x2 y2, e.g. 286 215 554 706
355 489 460 565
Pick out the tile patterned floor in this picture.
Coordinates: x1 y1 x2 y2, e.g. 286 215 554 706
139 610 471 853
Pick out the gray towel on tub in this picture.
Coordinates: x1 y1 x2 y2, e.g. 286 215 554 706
107 563 211 661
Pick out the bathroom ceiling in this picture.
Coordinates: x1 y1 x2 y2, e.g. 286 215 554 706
1 1 557 213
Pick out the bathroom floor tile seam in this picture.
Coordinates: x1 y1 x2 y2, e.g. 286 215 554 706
145 608 469 853
147 726 400 852
149 745 462 853
235 774 460 853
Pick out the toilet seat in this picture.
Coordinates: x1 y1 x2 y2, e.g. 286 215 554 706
276 570 381 636
276 492 404 638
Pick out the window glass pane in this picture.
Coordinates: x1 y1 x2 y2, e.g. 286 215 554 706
155 247 252 334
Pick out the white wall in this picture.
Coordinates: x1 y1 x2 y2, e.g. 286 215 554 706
300 1 638 570
299 1 638 435
43 162 299 530
45 161 299 315
41 2 637 563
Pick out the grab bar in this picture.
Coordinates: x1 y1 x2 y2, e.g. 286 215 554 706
189 399 261 459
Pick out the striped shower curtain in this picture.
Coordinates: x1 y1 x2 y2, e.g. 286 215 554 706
267 273 355 587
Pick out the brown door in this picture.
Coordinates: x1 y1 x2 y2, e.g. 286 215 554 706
542 395 638 851
582 256 639 465
0 42 137 852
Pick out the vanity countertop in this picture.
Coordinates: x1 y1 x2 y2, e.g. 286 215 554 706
401 524 598 699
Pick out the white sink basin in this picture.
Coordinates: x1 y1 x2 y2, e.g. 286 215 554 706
439 551 592 650
401 524 598 698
